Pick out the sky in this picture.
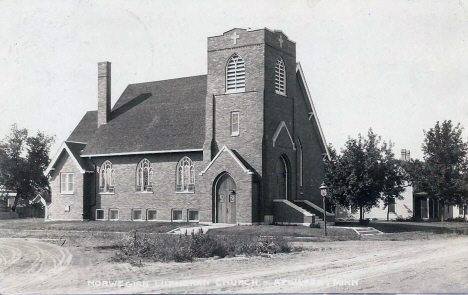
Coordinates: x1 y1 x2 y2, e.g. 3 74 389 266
0 0 467 160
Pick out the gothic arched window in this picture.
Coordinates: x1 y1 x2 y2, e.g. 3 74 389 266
99 160 115 193
226 53 245 93
136 159 153 192
275 57 286 95
176 156 195 193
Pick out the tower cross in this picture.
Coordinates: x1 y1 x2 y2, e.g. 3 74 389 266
231 32 239 45
278 35 284 48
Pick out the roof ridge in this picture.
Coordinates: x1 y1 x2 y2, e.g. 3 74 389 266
127 74 207 87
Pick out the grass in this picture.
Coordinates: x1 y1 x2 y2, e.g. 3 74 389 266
336 220 468 235
0 218 191 233
208 224 358 238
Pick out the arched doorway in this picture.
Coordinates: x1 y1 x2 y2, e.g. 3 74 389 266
214 173 237 224
275 155 290 200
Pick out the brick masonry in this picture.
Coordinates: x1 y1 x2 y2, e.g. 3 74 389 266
50 28 328 224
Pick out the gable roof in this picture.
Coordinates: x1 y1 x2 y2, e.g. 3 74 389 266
67 111 98 143
81 75 207 157
296 63 330 160
45 141 94 175
199 145 254 176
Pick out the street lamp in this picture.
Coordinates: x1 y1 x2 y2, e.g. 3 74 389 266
319 182 328 236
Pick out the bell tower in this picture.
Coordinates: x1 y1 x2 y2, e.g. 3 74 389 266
203 28 296 177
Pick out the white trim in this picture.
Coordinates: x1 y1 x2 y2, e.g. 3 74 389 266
272 121 296 150
199 145 253 176
66 140 88 144
187 209 200 222
81 148 203 158
60 172 74 194
296 63 331 160
45 142 87 175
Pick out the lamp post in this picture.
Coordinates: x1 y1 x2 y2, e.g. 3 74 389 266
319 182 328 236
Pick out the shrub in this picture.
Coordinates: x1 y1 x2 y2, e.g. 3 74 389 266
114 231 294 263
309 223 321 229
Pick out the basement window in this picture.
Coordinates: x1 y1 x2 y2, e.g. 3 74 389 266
172 209 183 222
147 209 157 221
109 209 119 221
132 209 143 221
188 209 199 222
96 209 104 220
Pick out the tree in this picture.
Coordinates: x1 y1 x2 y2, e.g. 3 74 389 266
324 129 395 222
420 120 467 209
0 124 54 208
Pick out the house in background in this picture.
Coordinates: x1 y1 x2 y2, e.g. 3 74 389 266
337 149 467 221
45 28 333 224
0 187 18 219
336 149 414 221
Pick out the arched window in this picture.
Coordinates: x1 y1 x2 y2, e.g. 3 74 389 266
99 160 115 193
176 156 195 193
226 54 245 93
136 159 153 192
275 57 286 95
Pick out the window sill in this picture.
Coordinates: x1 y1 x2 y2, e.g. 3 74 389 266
275 91 286 96
99 192 115 195
172 220 185 222
135 191 154 194
60 192 74 195
96 219 105 221
176 191 195 194
231 133 239 137
132 219 144 222
188 220 200 222
225 89 245 94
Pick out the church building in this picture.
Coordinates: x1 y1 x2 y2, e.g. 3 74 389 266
45 28 331 224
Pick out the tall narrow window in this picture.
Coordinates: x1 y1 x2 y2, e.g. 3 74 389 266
60 173 74 194
176 156 195 193
99 160 115 193
226 54 245 93
136 159 153 192
275 57 286 95
231 111 240 136
297 138 303 190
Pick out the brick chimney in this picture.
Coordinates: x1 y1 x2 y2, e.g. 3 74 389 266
97 61 111 127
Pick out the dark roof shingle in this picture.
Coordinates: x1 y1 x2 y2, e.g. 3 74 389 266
67 111 98 143
65 142 94 171
82 75 207 156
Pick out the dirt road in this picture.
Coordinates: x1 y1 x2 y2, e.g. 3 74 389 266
1 236 467 294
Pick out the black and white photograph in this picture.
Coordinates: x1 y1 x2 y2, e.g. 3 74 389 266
0 0 467 294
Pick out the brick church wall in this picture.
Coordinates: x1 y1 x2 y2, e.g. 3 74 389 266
49 153 86 220
293 77 327 206
91 152 208 222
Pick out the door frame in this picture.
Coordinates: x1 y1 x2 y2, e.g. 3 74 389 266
212 172 237 223
276 154 291 201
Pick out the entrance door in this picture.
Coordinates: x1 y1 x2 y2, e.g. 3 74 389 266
275 156 288 200
216 174 237 224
